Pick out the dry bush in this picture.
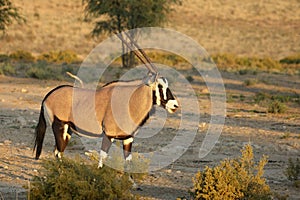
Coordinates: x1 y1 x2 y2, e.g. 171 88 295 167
191 144 272 200
28 156 135 200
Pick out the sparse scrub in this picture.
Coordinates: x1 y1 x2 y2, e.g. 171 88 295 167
190 144 272 200
28 156 135 200
280 54 300 64
267 100 286 114
37 50 80 64
253 92 294 114
0 63 16 76
212 54 291 74
9 50 35 63
25 61 79 80
147 51 187 67
26 61 61 80
285 158 300 188
0 54 10 62
0 50 81 80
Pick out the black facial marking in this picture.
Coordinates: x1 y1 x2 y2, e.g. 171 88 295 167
152 90 157 105
166 88 175 100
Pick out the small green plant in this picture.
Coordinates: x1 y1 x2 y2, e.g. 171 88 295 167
28 156 135 200
244 78 258 86
191 144 272 200
186 75 194 82
285 158 300 188
280 132 291 139
267 100 286 114
240 94 246 101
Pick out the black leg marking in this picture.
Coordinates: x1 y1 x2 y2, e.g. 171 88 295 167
98 134 113 168
52 116 70 158
101 134 112 153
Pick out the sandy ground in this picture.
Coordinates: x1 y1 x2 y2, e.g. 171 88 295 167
0 74 299 199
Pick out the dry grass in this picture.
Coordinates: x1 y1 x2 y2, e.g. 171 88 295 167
0 0 299 59
168 0 300 59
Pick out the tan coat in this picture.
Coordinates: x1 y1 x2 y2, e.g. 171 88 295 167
43 81 153 139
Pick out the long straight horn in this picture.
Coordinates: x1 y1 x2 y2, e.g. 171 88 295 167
116 33 148 69
123 31 158 74
116 32 157 75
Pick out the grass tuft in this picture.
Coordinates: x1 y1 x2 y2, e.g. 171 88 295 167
285 158 300 188
267 100 286 114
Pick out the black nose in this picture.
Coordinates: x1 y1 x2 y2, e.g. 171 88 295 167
174 105 178 108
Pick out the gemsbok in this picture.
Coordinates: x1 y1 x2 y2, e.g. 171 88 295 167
33 32 179 167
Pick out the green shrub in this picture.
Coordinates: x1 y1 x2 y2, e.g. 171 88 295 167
191 144 272 200
285 158 300 187
9 50 35 62
26 61 61 80
0 63 16 75
267 100 286 114
38 50 80 64
0 54 10 62
28 156 135 200
25 61 78 80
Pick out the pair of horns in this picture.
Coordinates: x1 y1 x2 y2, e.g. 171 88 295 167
116 31 158 76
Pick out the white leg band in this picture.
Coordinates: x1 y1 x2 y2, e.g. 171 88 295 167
54 148 62 159
123 137 133 145
98 150 108 168
125 154 132 161
63 124 71 141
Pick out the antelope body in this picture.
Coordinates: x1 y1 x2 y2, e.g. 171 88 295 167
34 77 178 167
33 32 179 167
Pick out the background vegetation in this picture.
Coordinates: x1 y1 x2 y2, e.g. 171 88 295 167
0 0 299 59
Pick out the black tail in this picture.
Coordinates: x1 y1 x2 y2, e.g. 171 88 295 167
33 105 47 160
